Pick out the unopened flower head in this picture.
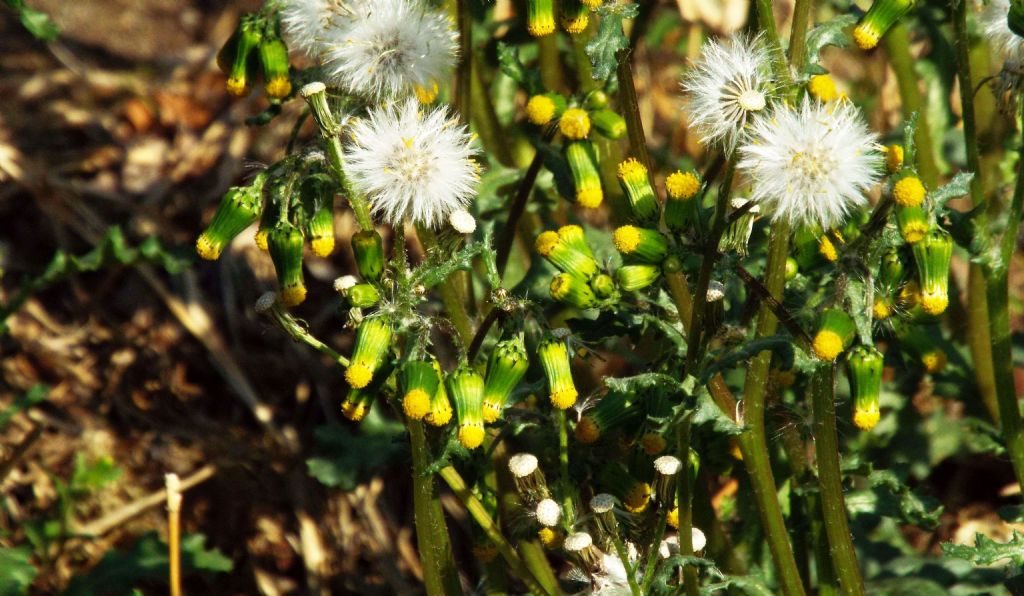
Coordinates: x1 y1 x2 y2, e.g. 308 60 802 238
321 0 458 99
682 34 775 154
345 99 480 228
535 498 561 527
738 98 882 231
449 209 477 234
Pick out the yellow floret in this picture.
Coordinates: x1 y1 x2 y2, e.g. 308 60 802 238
576 186 604 208
458 424 485 449
550 274 572 300
886 145 904 173
667 508 679 529
528 15 555 37
538 527 561 548
893 176 926 207
280 284 307 307
196 233 222 261
624 482 651 513
402 389 431 420
853 405 880 431
812 330 845 361
550 387 578 409
808 74 838 102
617 157 647 181
562 14 588 34
666 171 700 199
535 231 560 256
342 400 368 422
873 297 892 320
526 95 556 125
559 108 591 139
920 290 948 315
640 433 667 455
613 225 641 254
922 350 948 374
853 25 879 50
482 399 503 423
344 362 374 389
581 0 601 7
255 229 270 251
425 401 453 427
901 220 929 244
819 236 839 262
265 77 292 99
575 416 600 443
311 237 335 258
414 82 439 104
226 76 249 96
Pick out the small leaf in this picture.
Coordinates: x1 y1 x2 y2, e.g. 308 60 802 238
689 388 743 436
496 42 541 94
585 2 639 81
803 15 857 74
942 531 1024 567
700 336 795 383
930 171 974 207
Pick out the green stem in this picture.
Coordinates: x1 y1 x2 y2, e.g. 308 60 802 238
786 0 814 69
639 503 671 594
416 225 474 344
322 135 374 231
809 366 865 596
455 0 472 124
883 23 940 186
438 466 553 595
556 409 575 525
538 34 564 93
408 422 462 595
616 51 654 172
678 416 699 596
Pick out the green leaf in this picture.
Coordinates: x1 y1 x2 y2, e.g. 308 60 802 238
0 384 47 431
585 2 639 81
4 0 59 41
702 575 776 596
496 42 541 94
803 15 857 75
941 531 1024 567
700 336 795 383
65 531 232 595
306 422 404 490
689 387 743 436
846 468 943 529
0 547 37 596
930 171 974 207
604 372 682 398
71 453 122 494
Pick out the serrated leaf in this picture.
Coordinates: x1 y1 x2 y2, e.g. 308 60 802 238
803 15 857 74
585 3 639 81
496 41 541 94
689 387 743 436
930 171 974 207
699 336 795 384
0 547 37 596
604 373 682 397
942 531 1024 567
846 469 943 529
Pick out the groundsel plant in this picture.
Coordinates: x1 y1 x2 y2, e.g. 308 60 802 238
194 0 1024 593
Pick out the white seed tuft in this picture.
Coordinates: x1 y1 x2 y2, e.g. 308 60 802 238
508 453 538 478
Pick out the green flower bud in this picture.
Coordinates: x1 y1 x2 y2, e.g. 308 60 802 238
565 141 603 208
719 198 760 257
196 186 261 261
344 318 392 389
812 308 856 361
613 225 668 263
584 90 609 110
897 205 929 245
794 227 827 270
299 82 339 135
268 222 306 307
847 345 883 431
550 273 599 309
591 109 626 140
589 273 616 298
912 230 953 316
483 335 530 423
341 361 392 422
225 18 262 96
526 0 555 36
347 283 380 308
853 0 914 50
596 464 651 513
879 248 905 290
424 359 454 427
351 230 385 281
560 0 589 34
525 92 567 126
259 36 292 99
616 264 661 291
616 158 660 225
785 257 799 280
557 224 594 257
307 203 335 257
402 360 439 421
535 230 599 279
575 391 640 443
664 170 701 233
897 324 949 374
449 365 486 449
538 336 578 409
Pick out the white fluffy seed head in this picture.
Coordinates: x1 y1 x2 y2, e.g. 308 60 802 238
659 536 679 559
707 281 726 302
654 455 682 476
982 0 1024 62
691 527 707 552
535 499 561 527
321 0 458 100
344 99 480 229
255 292 278 313
682 34 775 154
508 453 539 477
564 532 593 552
449 209 476 234
280 0 360 58
334 275 358 293
591 493 616 513
738 98 882 231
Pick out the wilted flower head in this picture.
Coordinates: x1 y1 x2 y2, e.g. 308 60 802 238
321 0 458 99
280 0 359 58
344 99 480 228
738 98 881 230
682 34 775 154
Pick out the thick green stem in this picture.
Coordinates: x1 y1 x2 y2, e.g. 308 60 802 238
616 51 654 172
322 135 374 231
556 409 575 524
409 422 463 595
787 0 813 69
809 366 865 596
538 34 564 93
416 225 474 344
438 466 553 595
883 24 940 186
677 417 699 596
639 503 671 594
455 0 472 124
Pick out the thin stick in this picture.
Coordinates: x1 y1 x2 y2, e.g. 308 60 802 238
166 473 183 596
